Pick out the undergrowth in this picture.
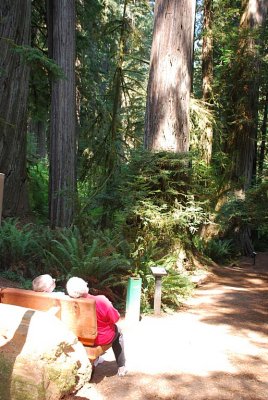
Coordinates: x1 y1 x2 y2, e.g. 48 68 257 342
2 151 265 311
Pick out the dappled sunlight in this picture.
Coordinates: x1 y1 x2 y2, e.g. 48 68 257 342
222 286 248 291
245 277 265 285
89 362 268 400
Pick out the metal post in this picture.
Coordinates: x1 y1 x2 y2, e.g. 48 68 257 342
154 276 162 316
0 173 4 224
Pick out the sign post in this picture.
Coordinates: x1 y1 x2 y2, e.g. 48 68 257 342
0 173 4 224
125 277 142 324
150 266 167 316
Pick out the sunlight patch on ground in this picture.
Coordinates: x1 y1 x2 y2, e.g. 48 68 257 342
104 314 267 378
246 330 268 344
184 288 226 306
110 315 235 376
222 286 248 291
74 384 104 400
246 278 265 285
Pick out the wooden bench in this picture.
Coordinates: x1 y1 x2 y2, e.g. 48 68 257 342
0 287 112 361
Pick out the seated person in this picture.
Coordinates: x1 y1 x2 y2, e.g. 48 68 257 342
66 276 127 376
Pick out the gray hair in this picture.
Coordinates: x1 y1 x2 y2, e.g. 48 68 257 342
32 274 55 292
66 277 89 298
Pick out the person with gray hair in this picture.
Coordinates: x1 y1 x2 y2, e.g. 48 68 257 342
66 276 127 377
32 274 56 292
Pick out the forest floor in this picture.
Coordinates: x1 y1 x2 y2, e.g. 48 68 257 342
1 252 268 399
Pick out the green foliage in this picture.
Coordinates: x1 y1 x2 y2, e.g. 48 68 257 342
113 150 209 261
13 45 64 79
28 160 49 220
43 227 131 290
76 0 152 187
161 271 195 310
0 270 32 289
135 254 194 313
194 237 234 263
0 219 42 272
77 150 209 309
216 182 268 250
217 182 268 231
0 219 131 296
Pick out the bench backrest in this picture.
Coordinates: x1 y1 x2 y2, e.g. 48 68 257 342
0 287 97 346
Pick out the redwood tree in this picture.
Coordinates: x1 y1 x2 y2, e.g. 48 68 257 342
201 0 214 164
0 0 31 216
231 0 268 192
144 0 196 152
258 93 268 177
228 0 268 255
47 0 76 228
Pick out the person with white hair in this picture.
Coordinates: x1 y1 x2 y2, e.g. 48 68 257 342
32 274 56 292
66 276 127 377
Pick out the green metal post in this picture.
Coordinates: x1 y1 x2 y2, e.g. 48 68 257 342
125 277 142 323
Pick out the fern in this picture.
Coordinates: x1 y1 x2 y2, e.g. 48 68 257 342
0 218 41 270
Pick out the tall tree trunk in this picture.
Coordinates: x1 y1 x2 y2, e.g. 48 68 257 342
201 0 214 164
232 0 268 192
230 0 268 255
0 0 31 217
107 0 128 175
144 0 196 152
258 93 268 177
47 0 76 228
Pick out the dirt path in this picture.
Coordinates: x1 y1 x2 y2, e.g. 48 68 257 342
69 252 268 400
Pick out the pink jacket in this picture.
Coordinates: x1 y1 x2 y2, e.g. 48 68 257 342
85 293 120 345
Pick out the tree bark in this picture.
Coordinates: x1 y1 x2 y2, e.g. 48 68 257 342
48 0 76 228
144 0 196 152
107 0 128 174
232 0 268 191
229 0 268 255
202 0 213 102
258 93 268 177
201 0 214 164
0 0 31 216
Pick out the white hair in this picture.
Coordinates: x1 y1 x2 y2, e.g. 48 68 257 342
66 277 89 298
32 274 55 292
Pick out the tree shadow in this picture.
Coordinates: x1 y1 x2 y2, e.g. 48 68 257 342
90 360 118 384
87 353 268 400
